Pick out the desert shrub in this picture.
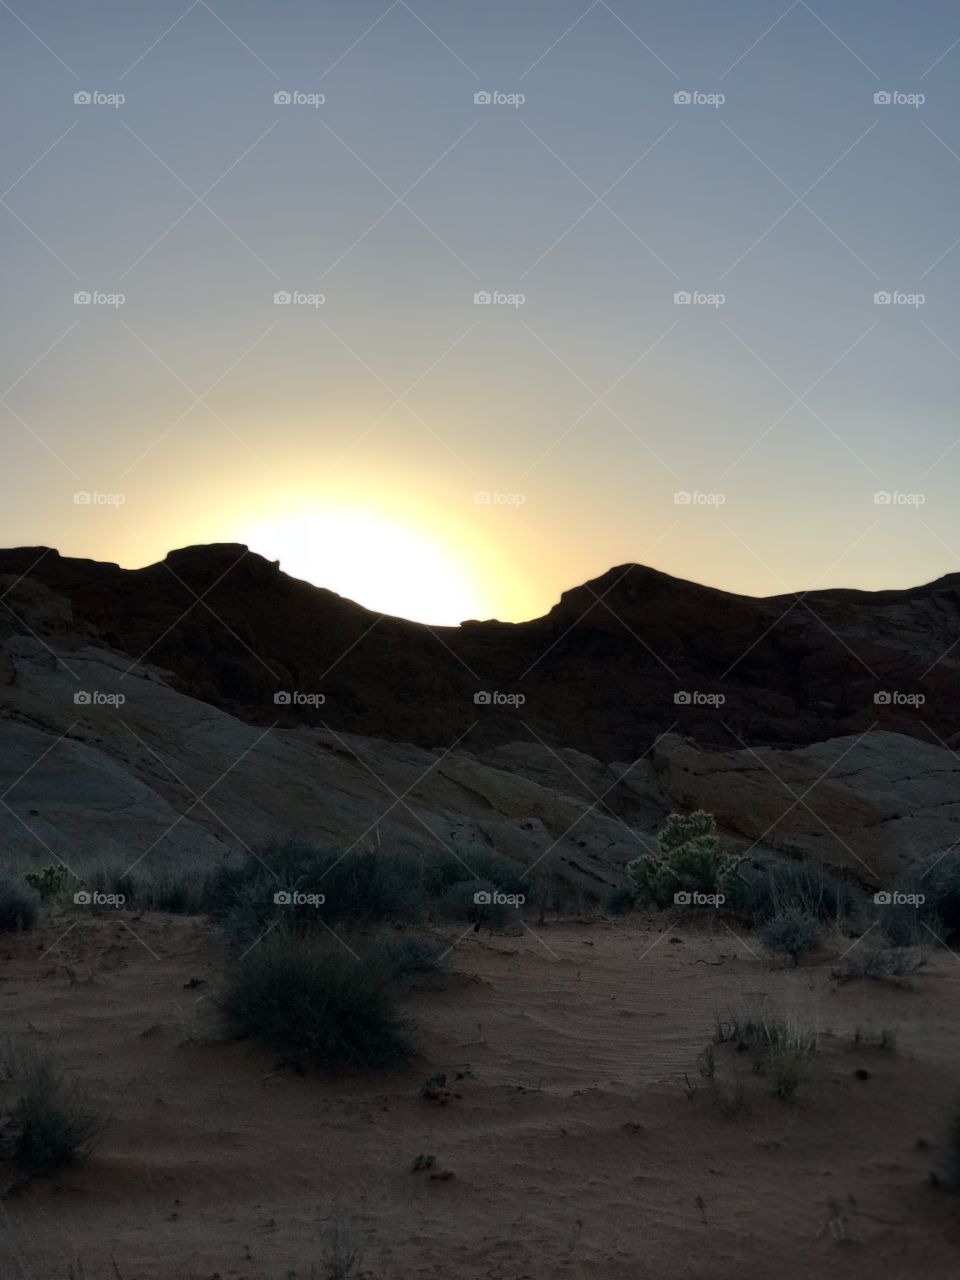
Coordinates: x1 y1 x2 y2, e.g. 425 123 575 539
832 943 928 986
86 862 215 915
715 1006 819 1102
878 858 960 947
937 1108 960 1194
421 848 529 899
370 934 449 991
438 878 521 930
726 859 857 926
626 811 740 909
22 863 70 905
758 910 824 966
212 842 425 950
0 874 38 933
0 1038 99 1193
601 884 636 915
220 933 415 1072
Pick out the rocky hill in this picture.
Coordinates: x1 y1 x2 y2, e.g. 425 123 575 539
0 544 957 890
0 544 956 760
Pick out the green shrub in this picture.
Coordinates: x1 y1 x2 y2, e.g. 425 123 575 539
832 943 928 986
22 863 70 905
210 841 534 950
220 933 416 1072
86 862 216 915
626 811 740 909
370 934 449 991
438 879 520 930
758 910 824 966
880 858 960 946
0 874 38 933
0 1038 98 1193
726 859 857 926
212 842 425 950
601 884 636 915
421 848 529 899
938 1108 960 1193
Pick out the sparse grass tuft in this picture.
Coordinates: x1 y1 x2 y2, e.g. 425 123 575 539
714 1005 819 1102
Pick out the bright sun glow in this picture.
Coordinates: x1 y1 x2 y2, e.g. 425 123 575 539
237 509 484 626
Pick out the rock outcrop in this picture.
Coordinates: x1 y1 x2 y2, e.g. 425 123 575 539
0 547 956 892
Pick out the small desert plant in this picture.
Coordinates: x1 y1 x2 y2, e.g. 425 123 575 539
601 884 636 915
371 934 448 991
23 863 70 905
314 1212 368 1280
852 1026 897 1052
438 879 521 930
934 1108 960 1194
220 933 416 1072
626 811 740 909
832 943 928 986
0 1037 99 1194
0 874 38 933
758 909 824 966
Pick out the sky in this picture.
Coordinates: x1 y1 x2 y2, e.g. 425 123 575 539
2 0 959 623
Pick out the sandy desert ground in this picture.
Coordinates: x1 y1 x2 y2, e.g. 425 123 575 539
2 909 960 1280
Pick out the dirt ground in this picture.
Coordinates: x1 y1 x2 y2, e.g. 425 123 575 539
2 910 960 1279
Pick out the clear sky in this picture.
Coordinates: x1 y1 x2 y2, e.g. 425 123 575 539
2 1 958 622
